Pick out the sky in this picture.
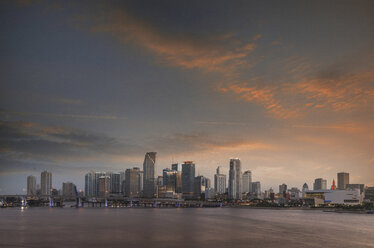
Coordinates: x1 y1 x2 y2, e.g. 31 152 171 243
1 0 374 194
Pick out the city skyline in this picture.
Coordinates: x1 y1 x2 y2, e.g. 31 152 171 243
1 0 374 195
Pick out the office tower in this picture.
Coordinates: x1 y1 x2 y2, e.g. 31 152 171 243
252 181 261 196
194 176 206 199
143 152 156 198
84 171 95 197
313 178 327 190
214 166 226 194
364 187 374 202
337 172 349 190
163 168 172 186
125 167 140 198
242 170 252 193
228 158 242 200
94 172 106 196
182 161 195 199
171 163 179 171
302 183 309 192
41 171 52 196
62 182 76 200
110 172 121 194
138 171 143 193
27 175 36 196
279 183 287 194
97 176 110 198
204 177 211 189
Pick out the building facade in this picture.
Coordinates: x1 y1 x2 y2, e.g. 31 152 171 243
214 166 226 194
242 170 252 193
337 172 349 190
228 158 242 200
182 161 195 199
143 152 156 198
27 175 37 196
125 167 140 198
40 171 52 196
84 171 95 197
313 178 327 190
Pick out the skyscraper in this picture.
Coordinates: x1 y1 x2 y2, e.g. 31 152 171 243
242 170 252 193
252 181 261 196
94 172 106 196
97 176 110 198
214 166 226 194
40 171 52 196
194 176 206 199
125 167 140 198
279 183 287 194
228 158 242 200
313 178 327 190
110 172 121 194
62 182 76 200
143 152 156 198
84 171 95 197
27 175 36 196
182 161 195 199
337 172 349 190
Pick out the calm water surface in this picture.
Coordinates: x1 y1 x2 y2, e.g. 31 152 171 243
0 208 373 248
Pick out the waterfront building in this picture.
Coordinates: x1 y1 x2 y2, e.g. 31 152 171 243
313 178 327 190
41 171 52 196
305 189 363 205
337 172 349 190
27 175 36 196
252 181 261 196
163 168 182 193
279 183 287 195
228 159 242 200
125 167 140 198
194 176 206 199
288 187 301 199
97 176 110 198
62 182 76 200
139 171 143 193
143 152 156 198
205 187 216 200
302 183 309 192
346 184 365 194
84 171 95 197
110 172 122 194
364 187 374 202
182 161 195 199
242 170 252 193
214 166 226 194
94 172 106 196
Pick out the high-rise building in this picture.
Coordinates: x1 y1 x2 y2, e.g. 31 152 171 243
242 170 252 193
27 175 36 196
313 178 327 190
228 158 242 200
84 171 95 197
214 166 226 194
110 172 121 194
302 183 309 192
252 181 261 196
182 161 195 199
171 163 179 171
143 152 156 198
97 176 110 198
163 167 182 193
279 183 287 194
364 187 374 202
125 167 140 198
139 171 143 193
194 176 206 199
41 171 52 196
62 182 76 200
94 172 106 196
337 172 349 190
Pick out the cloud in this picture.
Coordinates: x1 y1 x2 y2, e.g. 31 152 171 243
0 109 125 120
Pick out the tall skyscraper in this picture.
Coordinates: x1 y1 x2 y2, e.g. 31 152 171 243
97 176 110 198
110 172 121 194
94 172 106 196
242 170 252 193
313 178 327 190
125 167 140 198
62 182 76 200
182 161 195 199
40 171 52 196
143 152 156 198
194 176 206 199
214 166 226 194
252 181 261 196
84 171 95 197
337 172 349 190
228 158 242 200
27 175 36 196
279 183 287 194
